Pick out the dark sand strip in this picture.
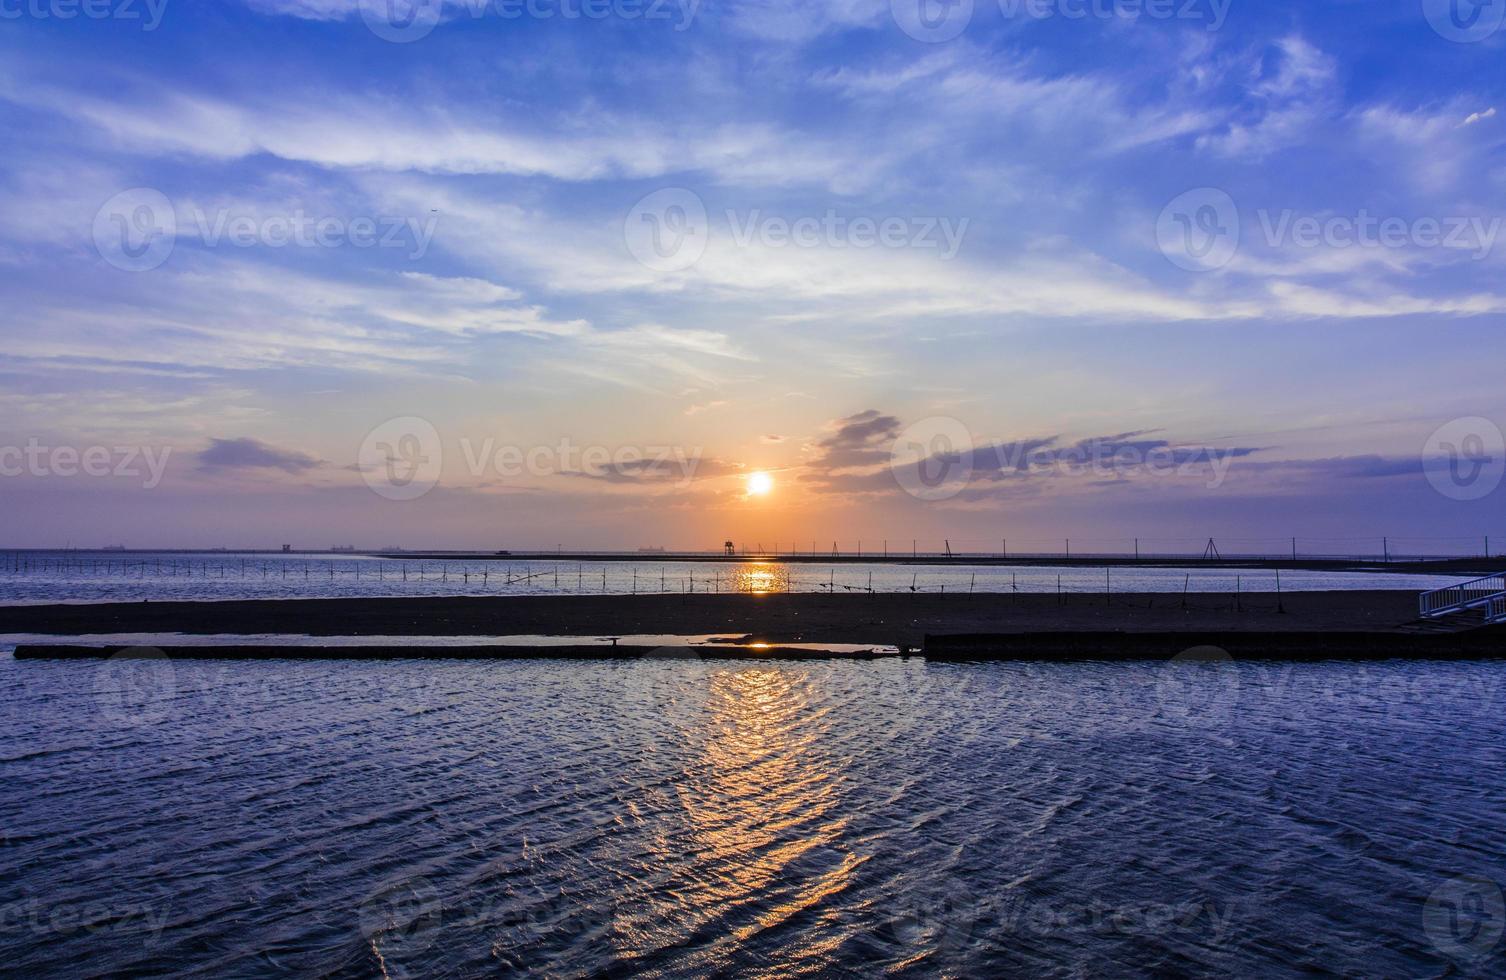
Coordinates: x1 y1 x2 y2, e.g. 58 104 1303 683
0 590 1463 645
13 644 890 661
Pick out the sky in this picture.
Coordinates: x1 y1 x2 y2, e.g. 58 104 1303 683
2 0 1505 553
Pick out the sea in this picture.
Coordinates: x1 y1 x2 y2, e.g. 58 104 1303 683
1 553 1502 976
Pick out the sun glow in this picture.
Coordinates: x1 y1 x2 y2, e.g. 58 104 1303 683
746 471 774 496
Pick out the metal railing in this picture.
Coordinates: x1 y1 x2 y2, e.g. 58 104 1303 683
1419 572 1506 618
1490 595 1506 625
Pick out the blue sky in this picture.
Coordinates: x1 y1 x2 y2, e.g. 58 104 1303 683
2 0 1505 551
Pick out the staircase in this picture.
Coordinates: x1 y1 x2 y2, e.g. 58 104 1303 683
1418 572 1506 626
1397 609 1495 635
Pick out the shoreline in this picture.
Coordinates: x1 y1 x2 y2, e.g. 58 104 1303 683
0 590 1472 644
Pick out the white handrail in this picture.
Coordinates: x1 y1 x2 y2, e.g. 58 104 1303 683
1490 596 1506 624
1419 572 1506 618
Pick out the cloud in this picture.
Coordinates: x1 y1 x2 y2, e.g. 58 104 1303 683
1196 36 1337 159
562 455 743 486
1462 107 1496 127
198 437 322 473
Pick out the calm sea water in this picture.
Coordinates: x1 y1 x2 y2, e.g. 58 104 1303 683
0 551 1461 604
1 655 1503 976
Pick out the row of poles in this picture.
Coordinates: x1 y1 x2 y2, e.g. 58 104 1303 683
724 536 1497 560
0 555 1291 601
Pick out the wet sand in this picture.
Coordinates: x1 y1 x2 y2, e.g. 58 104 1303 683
0 590 1439 645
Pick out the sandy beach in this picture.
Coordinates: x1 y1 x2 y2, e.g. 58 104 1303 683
0 589 1441 644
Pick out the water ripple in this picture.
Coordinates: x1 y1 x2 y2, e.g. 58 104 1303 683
1 658 1503 976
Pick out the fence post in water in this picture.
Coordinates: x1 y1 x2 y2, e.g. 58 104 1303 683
1182 573 1189 609
1276 569 1285 613
1291 537 1297 561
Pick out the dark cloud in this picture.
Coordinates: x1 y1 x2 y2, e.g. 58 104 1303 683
809 410 903 470
198 437 322 473
801 411 1268 497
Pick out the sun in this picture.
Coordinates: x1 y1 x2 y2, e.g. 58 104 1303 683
746 471 774 496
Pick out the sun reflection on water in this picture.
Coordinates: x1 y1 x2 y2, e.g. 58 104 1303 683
733 562 790 594
619 666 856 972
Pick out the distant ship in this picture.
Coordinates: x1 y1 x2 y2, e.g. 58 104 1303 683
637 546 667 554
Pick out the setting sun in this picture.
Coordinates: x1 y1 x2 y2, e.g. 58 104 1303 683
746 471 774 496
